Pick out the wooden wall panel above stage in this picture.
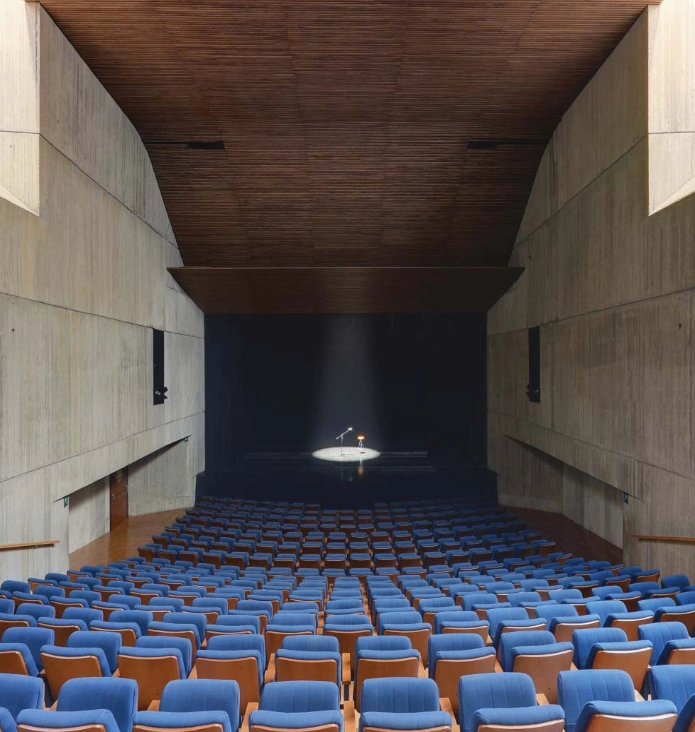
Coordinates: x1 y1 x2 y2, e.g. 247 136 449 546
38 0 659 311
169 267 523 313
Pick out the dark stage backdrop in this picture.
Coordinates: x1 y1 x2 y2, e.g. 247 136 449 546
204 314 487 473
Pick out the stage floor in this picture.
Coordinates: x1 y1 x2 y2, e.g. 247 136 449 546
312 446 380 462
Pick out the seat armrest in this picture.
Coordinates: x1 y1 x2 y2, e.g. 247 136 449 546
418 662 428 678
241 702 259 732
536 694 549 706
494 660 503 673
343 700 357 732
440 697 460 732
188 666 198 679
342 653 351 684
146 701 160 712
265 654 276 684
635 690 645 701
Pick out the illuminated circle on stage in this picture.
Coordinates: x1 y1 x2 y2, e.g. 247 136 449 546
312 447 381 463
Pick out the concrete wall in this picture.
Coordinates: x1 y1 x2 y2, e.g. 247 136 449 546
0 0 204 579
129 438 203 516
68 479 110 554
488 0 695 576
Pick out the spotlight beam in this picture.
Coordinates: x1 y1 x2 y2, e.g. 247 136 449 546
313 447 380 463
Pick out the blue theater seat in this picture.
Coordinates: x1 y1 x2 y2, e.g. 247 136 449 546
572 627 628 668
573 700 676 732
275 635 342 685
248 681 343 732
16 710 120 732
376 611 429 664
535 605 601 639
135 636 192 676
41 645 112 698
57 678 138 732
109 611 153 638
63 608 103 625
649 665 695 732
661 574 690 591
472 706 564 732
0 673 44 732
0 642 39 676
498 631 573 703
1 581 30 595
2 627 53 672
459 672 563 732
428 634 495 716
117 646 186 710
196 635 265 709
354 644 420 712
558 669 639 732
208 614 260 637
156 679 240 730
487 608 528 643
359 678 452 732
638 621 695 665
162 612 206 643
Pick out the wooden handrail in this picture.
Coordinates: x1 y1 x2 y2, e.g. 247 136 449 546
0 540 59 552
633 535 695 544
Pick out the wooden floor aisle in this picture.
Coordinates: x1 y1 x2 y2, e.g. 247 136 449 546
69 509 183 569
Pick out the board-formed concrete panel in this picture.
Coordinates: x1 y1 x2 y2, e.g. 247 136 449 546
0 0 204 578
489 0 695 577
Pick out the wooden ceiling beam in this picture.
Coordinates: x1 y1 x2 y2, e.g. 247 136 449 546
169 266 524 314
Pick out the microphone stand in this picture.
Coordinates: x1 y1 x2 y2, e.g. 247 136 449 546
336 427 352 457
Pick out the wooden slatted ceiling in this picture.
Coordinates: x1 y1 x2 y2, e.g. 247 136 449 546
39 0 659 311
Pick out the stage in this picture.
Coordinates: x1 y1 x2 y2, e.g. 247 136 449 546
312 446 381 462
196 451 496 508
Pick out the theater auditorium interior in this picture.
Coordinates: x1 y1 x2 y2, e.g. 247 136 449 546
4 0 695 730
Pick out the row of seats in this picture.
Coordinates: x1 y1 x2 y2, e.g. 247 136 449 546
2 609 695 712
7 666 695 732
1 497 694 732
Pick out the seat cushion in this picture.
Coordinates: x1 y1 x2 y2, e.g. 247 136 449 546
133 711 232 732
473 706 564 732
573 700 676 732
0 708 17 732
249 710 343 732
359 712 452 732
16 710 120 732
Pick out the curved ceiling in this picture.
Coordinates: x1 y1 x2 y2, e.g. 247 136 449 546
39 0 658 311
